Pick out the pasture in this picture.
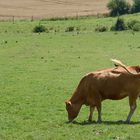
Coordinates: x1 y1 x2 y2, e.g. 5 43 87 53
0 14 140 139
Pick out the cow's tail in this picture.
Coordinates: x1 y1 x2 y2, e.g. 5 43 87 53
110 59 135 75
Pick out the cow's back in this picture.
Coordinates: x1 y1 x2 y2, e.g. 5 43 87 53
85 68 139 100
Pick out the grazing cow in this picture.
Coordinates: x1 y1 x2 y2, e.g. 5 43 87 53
65 59 140 123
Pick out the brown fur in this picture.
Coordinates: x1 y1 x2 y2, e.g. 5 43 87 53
65 65 140 123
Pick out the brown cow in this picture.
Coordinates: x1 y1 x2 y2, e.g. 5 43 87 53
65 59 140 123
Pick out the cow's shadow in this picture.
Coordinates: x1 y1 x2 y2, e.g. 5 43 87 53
67 120 140 125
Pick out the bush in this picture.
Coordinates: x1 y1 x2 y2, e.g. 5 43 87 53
111 18 127 31
65 26 75 32
33 25 46 33
107 0 131 16
95 25 108 32
132 23 140 31
131 0 140 13
127 20 140 29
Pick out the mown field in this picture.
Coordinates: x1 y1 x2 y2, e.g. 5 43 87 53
0 14 140 139
0 0 109 18
0 0 133 19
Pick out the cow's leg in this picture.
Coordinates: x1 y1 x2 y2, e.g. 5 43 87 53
126 96 137 123
96 103 102 123
88 106 95 122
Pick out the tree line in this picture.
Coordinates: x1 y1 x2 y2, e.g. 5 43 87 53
107 0 140 16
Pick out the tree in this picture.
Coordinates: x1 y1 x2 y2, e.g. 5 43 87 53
111 17 127 31
131 0 140 13
107 0 131 16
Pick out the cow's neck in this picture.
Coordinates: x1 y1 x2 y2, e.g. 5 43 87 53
70 96 83 116
70 90 84 105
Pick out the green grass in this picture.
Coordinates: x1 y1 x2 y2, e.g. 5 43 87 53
0 14 140 139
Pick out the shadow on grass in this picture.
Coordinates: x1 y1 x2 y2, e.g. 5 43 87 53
66 120 140 125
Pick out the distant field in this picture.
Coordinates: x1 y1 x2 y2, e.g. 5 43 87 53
0 13 140 139
0 0 133 20
0 0 109 19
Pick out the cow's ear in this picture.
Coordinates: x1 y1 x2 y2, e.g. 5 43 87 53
65 101 72 106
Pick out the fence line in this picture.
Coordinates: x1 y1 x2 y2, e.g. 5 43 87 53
0 13 109 22
0 15 36 22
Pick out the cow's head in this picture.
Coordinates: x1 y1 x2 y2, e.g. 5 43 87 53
65 100 79 122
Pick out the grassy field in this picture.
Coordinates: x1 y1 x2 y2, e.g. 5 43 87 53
0 14 140 139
